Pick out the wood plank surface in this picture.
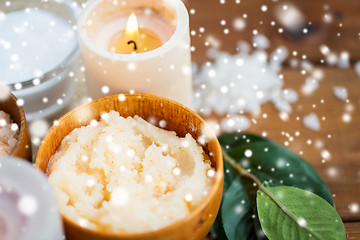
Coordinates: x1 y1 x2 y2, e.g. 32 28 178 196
185 0 360 64
184 0 360 237
345 222 360 240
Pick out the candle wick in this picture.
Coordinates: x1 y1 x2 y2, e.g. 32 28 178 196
127 40 137 50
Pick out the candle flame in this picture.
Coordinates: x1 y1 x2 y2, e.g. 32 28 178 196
126 12 138 34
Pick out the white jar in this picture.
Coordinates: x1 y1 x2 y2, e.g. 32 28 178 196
0 156 64 240
0 0 81 121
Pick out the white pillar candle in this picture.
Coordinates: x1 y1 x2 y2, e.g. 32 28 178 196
0 157 63 240
78 0 193 108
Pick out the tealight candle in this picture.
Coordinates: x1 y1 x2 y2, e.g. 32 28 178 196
109 12 163 54
0 156 63 240
78 0 193 107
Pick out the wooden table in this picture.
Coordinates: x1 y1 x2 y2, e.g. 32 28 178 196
184 0 360 238
30 0 359 238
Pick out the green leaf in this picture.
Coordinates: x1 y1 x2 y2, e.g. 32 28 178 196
219 132 270 149
222 177 257 240
257 186 345 240
224 160 238 193
210 160 238 240
218 133 337 240
219 134 333 206
211 212 228 240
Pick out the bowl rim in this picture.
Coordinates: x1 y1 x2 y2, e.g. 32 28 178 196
36 93 224 238
5 91 28 157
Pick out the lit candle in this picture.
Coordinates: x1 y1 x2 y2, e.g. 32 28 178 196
109 12 163 54
0 156 63 240
78 0 193 108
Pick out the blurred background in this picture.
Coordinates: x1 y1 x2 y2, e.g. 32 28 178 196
184 0 360 64
181 0 360 237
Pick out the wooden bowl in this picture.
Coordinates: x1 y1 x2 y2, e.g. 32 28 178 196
35 93 224 240
0 90 32 162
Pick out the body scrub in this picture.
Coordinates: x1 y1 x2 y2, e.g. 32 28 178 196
48 111 214 233
0 111 19 155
